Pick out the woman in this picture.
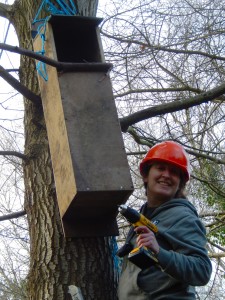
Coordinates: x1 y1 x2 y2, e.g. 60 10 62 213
118 141 212 300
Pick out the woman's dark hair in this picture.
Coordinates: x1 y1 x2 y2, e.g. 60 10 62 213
174 176 187 199
142 163 187 199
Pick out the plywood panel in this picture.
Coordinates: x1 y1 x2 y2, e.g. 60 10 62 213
59 72 133 195
33 24 77 218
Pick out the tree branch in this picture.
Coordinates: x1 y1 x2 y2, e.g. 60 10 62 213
0 43 112 72
115 87 202 98
0 2 11 19
0 150 27 160
208 239 225 253
192 174 225 198
0 66 41 104
120 82 225 132
0 210 26 222
209 252 225 259
199 211 225 218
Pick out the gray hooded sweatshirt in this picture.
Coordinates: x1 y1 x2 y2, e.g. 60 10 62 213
118 199 212 300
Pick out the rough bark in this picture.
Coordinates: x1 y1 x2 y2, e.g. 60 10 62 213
7 0 118 299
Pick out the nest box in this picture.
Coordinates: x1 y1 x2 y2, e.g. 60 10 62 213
32 15 133 237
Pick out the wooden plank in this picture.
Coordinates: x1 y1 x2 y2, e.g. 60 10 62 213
33 23 77 218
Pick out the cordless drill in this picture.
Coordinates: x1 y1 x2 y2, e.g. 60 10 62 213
118 204 159 269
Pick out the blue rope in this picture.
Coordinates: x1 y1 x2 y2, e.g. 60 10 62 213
32 0 77 81
33 1 46 24
110 236 122 277
35 17 50 81
33 0 77 23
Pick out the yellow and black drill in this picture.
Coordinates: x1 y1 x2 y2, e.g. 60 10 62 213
118 204 159 269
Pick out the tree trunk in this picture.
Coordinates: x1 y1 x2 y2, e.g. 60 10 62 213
10 0 118 299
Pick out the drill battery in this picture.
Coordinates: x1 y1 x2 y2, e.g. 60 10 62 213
128 246 158 269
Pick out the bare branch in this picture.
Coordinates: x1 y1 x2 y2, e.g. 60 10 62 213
0 43 113 72
0 2 12 19
115 87 202 98
199 211 225 218
0 151 27 160
120 83 225 132
5 68 19 73
208 239 225 253
209 253 225 259
126 151 146 156
0 66 41 104
0 210 26 222
192 174 225 198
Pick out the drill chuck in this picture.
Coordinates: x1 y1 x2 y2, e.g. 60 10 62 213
118 204 140 223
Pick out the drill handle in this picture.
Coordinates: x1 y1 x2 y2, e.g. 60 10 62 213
133 216 158 234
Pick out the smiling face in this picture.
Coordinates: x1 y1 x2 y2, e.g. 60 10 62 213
143 162 181 207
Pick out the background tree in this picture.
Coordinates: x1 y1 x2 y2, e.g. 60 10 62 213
0 0 225 299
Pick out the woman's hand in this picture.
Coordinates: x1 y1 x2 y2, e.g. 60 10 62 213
134 226 160 255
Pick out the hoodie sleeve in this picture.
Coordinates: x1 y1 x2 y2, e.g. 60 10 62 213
156 211 212 286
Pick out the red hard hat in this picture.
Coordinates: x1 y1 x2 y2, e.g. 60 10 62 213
140 141 190 182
